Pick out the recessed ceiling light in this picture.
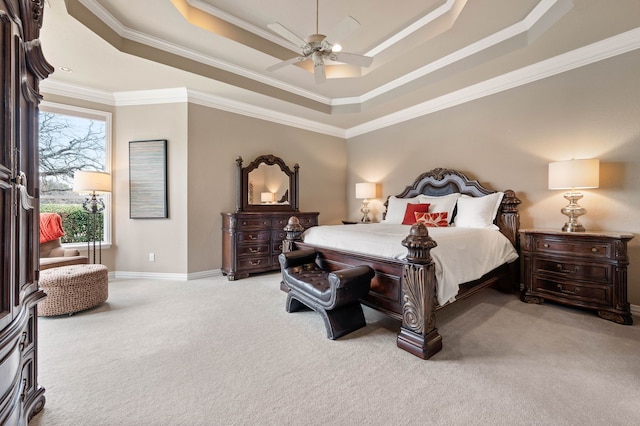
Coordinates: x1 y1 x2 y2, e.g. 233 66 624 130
59 66 73 72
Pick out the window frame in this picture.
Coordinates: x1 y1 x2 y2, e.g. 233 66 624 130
39 101 113 249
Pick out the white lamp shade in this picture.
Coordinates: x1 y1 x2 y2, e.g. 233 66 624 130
73 171 112 193
261 192 274 203
548 159 599 190
355 182 376 199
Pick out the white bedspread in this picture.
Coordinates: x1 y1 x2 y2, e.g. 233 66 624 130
301 224 518 305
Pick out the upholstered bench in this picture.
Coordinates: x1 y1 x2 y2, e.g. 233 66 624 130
279 249 374 339
38 264 109 316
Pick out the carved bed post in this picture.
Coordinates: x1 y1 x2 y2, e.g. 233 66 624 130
282 216 304 253
396 223 442 359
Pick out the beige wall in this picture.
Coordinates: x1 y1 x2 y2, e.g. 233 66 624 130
347 51 640 304
185 103 347 273
113 103 189 275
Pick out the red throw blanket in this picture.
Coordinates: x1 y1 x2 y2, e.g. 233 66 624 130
40 213 65 243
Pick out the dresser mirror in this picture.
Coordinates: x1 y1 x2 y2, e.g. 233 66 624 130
235 154 299 212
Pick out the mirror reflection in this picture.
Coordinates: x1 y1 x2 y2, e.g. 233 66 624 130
248 164 289 205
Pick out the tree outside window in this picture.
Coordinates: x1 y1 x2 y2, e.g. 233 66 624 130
39 103 111 245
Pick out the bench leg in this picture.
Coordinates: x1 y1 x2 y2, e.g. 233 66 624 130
286 293 309 313
286 292 366 340
321 303 366 340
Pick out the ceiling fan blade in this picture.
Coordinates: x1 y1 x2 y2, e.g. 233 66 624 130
329 51 373 68
267 23 307 49
314 61 326 83
266 56 306 72
325 16 360 44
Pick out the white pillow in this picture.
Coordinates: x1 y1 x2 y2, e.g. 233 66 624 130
454 192 504 229
383 195 422 224
418 193 461 224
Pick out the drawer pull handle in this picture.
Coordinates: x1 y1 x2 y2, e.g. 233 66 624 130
591 247 598 253
249 235 258 240
249 260 261 266
557 284 579 294
248 248 260 253
543 243 549 248
556 264 579 274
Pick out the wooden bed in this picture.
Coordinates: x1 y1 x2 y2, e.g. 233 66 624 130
283 168 521 359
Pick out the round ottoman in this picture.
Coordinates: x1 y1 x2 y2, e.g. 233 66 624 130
38 264 109 316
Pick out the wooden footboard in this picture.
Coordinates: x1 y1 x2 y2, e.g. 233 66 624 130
283 217 443 359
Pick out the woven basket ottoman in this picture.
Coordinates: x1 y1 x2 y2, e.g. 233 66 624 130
38 264 109 316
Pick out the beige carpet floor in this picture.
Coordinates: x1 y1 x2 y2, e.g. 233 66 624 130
31 272 640 425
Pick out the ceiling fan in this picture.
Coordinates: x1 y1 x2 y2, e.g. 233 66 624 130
266 0 373 83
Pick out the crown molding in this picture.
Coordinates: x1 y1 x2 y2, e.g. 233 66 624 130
346 27 640 138
76 0 562 109
41 27 640 140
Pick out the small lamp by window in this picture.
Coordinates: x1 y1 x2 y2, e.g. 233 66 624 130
73 170 111 263
355 182 376 223
548 159 599 232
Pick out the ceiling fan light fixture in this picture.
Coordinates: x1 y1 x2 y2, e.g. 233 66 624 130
331 43 342 53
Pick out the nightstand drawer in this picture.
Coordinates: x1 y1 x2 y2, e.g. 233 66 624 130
532 277 610 305
534 258 610 283
532 236 611 259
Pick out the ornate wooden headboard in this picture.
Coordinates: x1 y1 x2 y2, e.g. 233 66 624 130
383 168 521 246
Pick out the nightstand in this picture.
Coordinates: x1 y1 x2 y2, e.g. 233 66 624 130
520 229 634 325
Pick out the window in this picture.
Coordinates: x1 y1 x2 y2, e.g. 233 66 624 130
39 102 112 247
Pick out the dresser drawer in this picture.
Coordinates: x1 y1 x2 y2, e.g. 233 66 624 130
532 277 610 305
271 229 287 242
533 258 610 284
237 230 270 243
272 215 318 229
271 216 290 229
237 218 271 228
237 256 270 271
272 241 284 254
237 243 270 257
298 216 318 228
532 235 611 259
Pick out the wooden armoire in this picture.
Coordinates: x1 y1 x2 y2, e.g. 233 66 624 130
0 1 52 424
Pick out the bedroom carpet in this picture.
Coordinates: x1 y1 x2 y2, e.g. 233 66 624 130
31 273 640 426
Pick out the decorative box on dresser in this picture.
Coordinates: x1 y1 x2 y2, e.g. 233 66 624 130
520 229 634 325
221 212 318 280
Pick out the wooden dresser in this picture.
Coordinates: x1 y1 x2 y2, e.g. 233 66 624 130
221 211 318 280
520 229 634 324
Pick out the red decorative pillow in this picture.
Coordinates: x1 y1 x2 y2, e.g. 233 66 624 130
414 211 449 227
402 203 430 225
39 213 65 243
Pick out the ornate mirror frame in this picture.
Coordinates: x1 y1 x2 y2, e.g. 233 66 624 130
235 154 299 212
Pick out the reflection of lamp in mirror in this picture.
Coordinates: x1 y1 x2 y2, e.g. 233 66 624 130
548 159 599 232
73 170 111 263
261 192 275 203
355 182 376 223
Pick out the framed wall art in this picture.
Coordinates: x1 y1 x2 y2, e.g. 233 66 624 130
129 139 168 219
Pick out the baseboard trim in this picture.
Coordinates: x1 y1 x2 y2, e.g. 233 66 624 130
108 269 223 281
630 304 640 316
